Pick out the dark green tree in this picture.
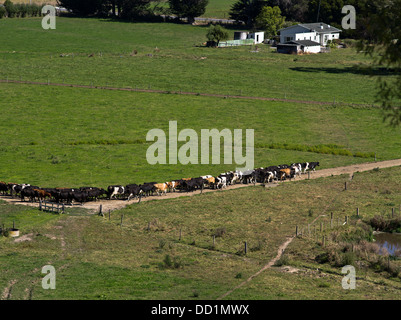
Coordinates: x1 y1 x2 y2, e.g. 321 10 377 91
229 0 268 28
357 0 401 126
206 24 229 46
168 0 209 24
4 0 16 17
119 0 152 19
268 0 308 22
57 0 103 16
307 0 345 24
255 5 285 37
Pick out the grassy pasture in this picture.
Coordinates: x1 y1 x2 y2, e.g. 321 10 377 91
0 83 400 187
2 167 401 299
0 17 392 104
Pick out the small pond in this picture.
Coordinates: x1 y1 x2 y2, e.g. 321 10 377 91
374 232 401 256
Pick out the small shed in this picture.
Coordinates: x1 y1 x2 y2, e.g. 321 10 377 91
277 40 321 54
277 43 300 54
234 31 248 40
291 40 321 53
247 32 264 44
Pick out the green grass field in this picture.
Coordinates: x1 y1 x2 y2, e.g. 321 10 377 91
0 83 399 187
1 16 401 300
2 167 401 300
0 17 390 104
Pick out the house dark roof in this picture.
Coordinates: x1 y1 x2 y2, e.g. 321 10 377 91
300 23 342 33
287 40 321 47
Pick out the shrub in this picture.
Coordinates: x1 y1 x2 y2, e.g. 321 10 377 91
274 254 289 266
206 24 229 47
341 252 356 267
370 216 401 232
250 240 265 252
4 0 16 18
212 227 226 238
159 239 166 249
318 282 330 288
161 254 182 269
0 6 6 18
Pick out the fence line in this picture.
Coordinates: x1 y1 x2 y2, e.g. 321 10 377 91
0 78 379 108
39 200 65 214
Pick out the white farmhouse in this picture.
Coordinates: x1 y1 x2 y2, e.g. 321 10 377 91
278 22 341 53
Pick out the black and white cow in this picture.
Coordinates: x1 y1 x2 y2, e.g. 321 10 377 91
107 185 125 199
308 162 320 172
215 175 227 189
291 163 302 178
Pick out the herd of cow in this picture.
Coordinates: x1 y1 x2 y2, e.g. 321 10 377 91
0 162 319 206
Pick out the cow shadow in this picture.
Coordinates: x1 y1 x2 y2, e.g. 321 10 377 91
289 66 399 76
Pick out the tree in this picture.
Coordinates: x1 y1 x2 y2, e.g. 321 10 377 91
255 5 285 37
119 0 152 20
357 0 401 126
206 24 229 46
168 0 209 24
57 0 104 16
229 0 268 28
307 0 345 24
4 0 16 17
268 0 308 22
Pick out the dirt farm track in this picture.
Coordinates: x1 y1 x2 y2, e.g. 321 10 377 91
1 158 401 213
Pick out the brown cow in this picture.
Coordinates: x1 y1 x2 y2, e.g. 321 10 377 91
279 168 295 181
154 183 168 196
204 177 215 188
34 189 52 201
167 181 180 192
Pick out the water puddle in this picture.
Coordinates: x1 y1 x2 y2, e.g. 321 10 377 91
374 232 401 256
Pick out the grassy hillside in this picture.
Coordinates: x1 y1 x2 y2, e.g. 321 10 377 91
1 167 401 299
0 83 399 187
0 17 390 104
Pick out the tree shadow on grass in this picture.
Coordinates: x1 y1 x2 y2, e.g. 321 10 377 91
290 66 400 77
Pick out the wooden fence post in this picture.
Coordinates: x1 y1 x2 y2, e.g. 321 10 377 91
99 205 103 216
109 209 111 221
120 214 124 228
357 207 359 217
296 225 298 236
244 241 247 255
179 228 182 241
344 182 347 191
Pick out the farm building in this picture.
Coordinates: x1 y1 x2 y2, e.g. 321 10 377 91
278 22 341 53
228 31 265 45
277 40 321 54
